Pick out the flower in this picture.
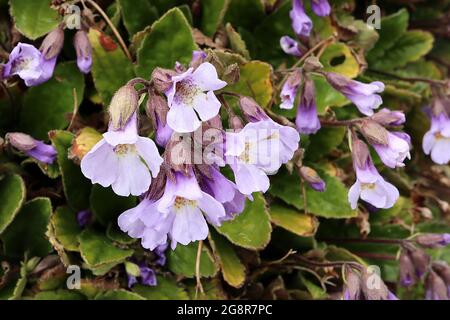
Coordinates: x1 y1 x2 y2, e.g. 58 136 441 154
6 132 57 164
81 113 163 197
425 271 449 300
280 36 302 57
415 233 450 248
295 76 321 134
280 70 301 110
165 62 227 133
371 108 406 126
126 262 157 288
73 30 92 74
299 166 326 192
423 113 450 165
348 139 399 210
311 0 331 17
118 170 226 249
290 0 313 37
372 131 411 168
225 120 300 195
326 72 385 116
399 250 417 287
76 210 92 227
146 89 173 147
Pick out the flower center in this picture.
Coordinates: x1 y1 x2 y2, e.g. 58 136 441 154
174 79 202 106
114 144 136 156
434 131 450 141
361 183 376 190
238 142 252 163
11 56 34 73
173 196 197 211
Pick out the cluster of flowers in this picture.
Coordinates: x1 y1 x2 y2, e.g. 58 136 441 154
1 24 92 87
399 233 450 300
78 52 300 250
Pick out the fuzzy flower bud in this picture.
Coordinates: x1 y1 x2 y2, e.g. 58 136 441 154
40 26 65 60
239 96 269 122
146 89 173 147
399 250 417 287
222 63 240 85
414 233 450 248
358 119 389 146
425 271 449 300
73 30 92 74
108 84 139 130
408 247 430 278
151 68 175 94
6 132 57 164
299 166 325 192
371 108 406 126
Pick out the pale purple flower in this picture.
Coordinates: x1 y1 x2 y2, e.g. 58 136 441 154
280 36 302 57
299 166 326 192
295 77 321 134
372 131 411 168
6 132 57 164
425 271 449 300
311 0 331 17
280 70 301 110
127 263 157 288
165 62 227 133
371 108 406 126
74 30 92 74
290 0 313 37
2 42 54 87
118 171 226 250
154 244 168 266
81 113 163 197
225 120 300 195
77 210 92 227
326 72 385 116
200 166 246 221
423 113 450 165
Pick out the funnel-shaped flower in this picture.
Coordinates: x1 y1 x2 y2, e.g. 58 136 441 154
423 113 450 165
290 0 313 37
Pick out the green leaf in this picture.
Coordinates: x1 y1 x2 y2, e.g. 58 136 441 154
304 126 346 161
135 8 198 78
313 75 348 115
88 29 135 105
224 0 265 32
1 197 52 257
118 0 158 38
226 60 273 107
369 31 434 70
269 203 318 237
216 193 272 250
94 290 145 300
78 229 133 269
51 206 82 251
167 242 218 278
20 62 85 139
226 23 251 60
50 130 91 211
201 0 230 37
0 174 25 234
9 0 60 40
133 276 189 300
90 185 136 226
367 9 409 61
319 43 359 78
209 230 246 288
106 223 135 245
34 290 85 300
269 168 357 219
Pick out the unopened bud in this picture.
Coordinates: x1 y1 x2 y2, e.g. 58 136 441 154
432 261 450 287
40 26 65 60
151 68 175 94
360 268 390 300
371 108 405 126
415 233 450 248
399 250 417 287
358 119 389 146
239 96 268 122
408 247 430 278
351 138 370 170
303 56 323 73
73 30 92 74
299 166 325 192
229 115 244 131
222 63 240 84
6 132 37 151
146 89 172 147
343 266 361 300
205 50 225 75
425 271 449 300
108 85 139 130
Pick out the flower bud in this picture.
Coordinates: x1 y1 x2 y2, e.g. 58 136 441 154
108 84 139 130
146 89 173 147
432 261 450 288
303 56 323 73
399 250 417 287
371 108 405 126
229 115 244 131
408 247 430 278
6 132 56 164
151 68 175 94
414 233 450 248
239 96 269 122
358 119 389 146
222 63 240 85
6 132 37 151
74 30 92 74
351 137 370 170
425 271 449 300
343 266 361 300
40 26 65 60
360 268 390 300
77 210 92 227
299 166 326 192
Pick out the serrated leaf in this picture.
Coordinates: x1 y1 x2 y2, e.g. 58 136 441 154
226 23 250 59
1 197 52 257
304 126 347 161
216 193 272 250
90 185 136 226
118 0 158 38
135 8 198 78
226 60 273 107
0 174 25 234
320 42 360 78
209 230 246 288
269 168 357 219
133 276 189 300
50 130 91 211
201 0 230 37
20 62 85 139
167 242 218 278
78 229 133 268
88 29 135 105
51 206 82 252
9 0 60 40
34 290 85 300
269 203 318 237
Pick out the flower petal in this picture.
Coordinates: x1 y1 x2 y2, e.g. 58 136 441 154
191 62 227 91
167 101 201 133
193 91 222 122
198 192 226 226
81 139 119 188
135 137 163 178
112 153 151 196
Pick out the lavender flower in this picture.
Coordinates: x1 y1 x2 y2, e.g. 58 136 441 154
73 30 92 74
290 0 313 37
432 262 450 298
126 263 157 288
415 233 450 248
118 170 226 249
225 120 300 195
280 70 302 110
295 76 321 134
311 0 331 17
6 132 57 164
81 112 163 196
425 271 449 300
77 210 92 227
280 36 302 57
299 166 325 192
146 90 173 147
348 139 399 210
165 62 227 133
154 244 168 266
399 250 417 287
423 113 450 165
371 108 406 126
372 131 411 169
326 72 385 116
